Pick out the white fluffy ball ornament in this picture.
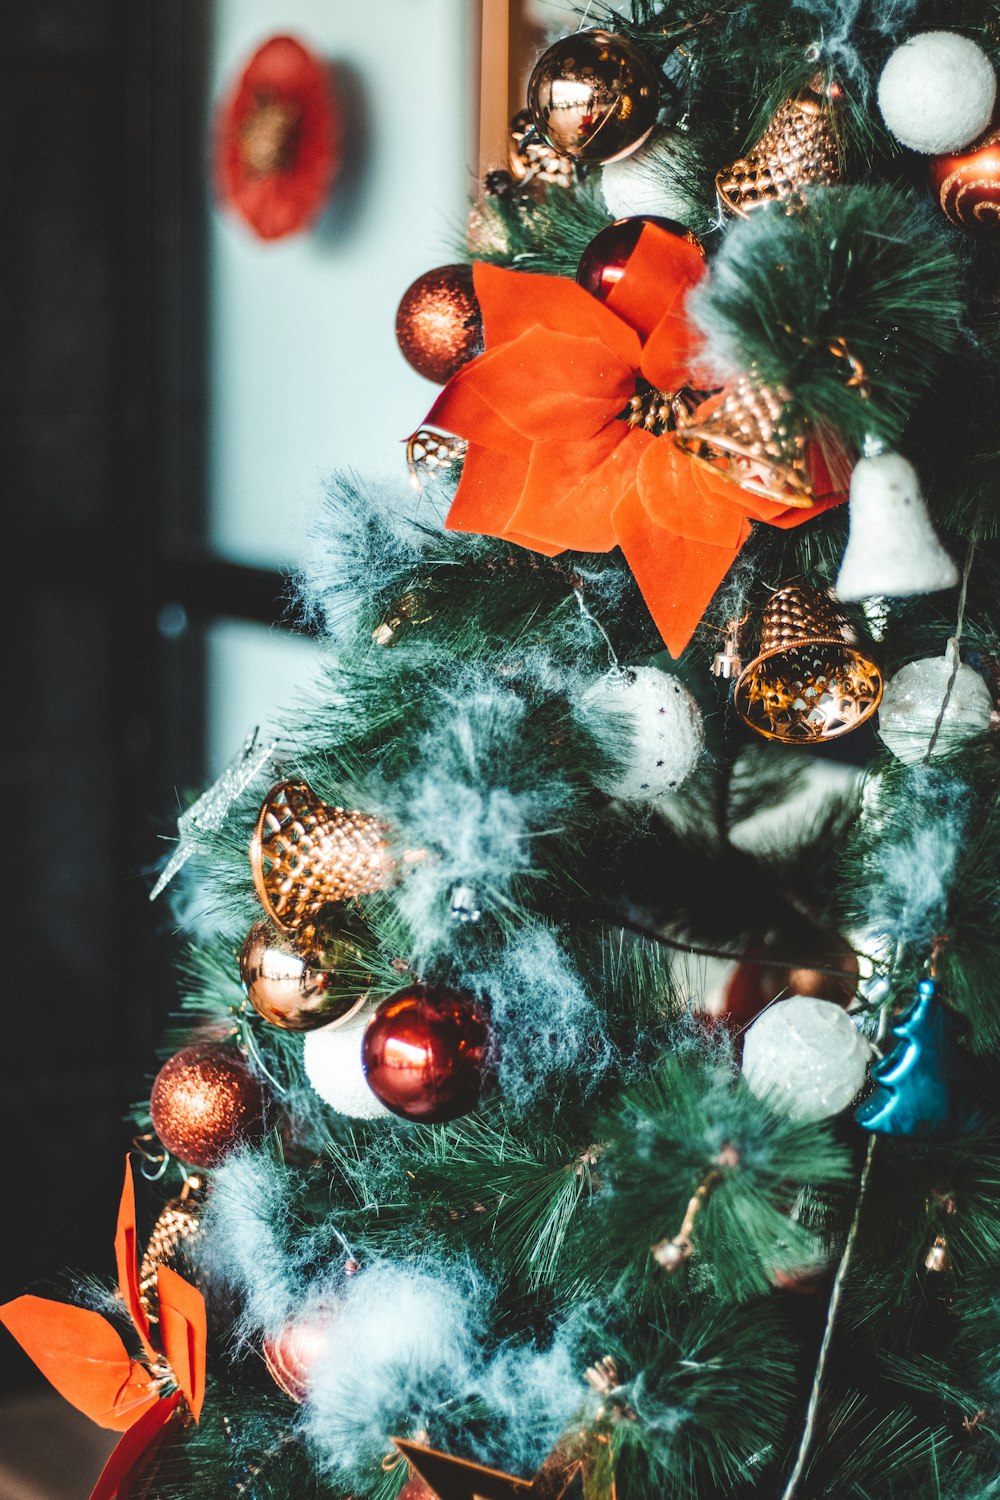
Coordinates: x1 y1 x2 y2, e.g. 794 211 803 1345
303 1010 392 1120
582 665 704 801
877 643 993 764
600 129 699 222
741 996 872 1123
878 32 997 155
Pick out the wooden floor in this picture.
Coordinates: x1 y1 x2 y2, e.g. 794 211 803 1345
0 1394 115 1500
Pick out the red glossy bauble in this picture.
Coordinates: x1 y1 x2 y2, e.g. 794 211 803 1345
150 1043 268 1168
361 984 488 1123
263 1302 338 1402
395 265 484 383
930 126 1000 231
577 216 703 302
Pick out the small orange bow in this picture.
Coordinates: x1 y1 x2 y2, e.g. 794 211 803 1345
0 1159 206 1498
427 224 846 657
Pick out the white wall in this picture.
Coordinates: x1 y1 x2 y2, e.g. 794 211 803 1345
207 0 478 571
205 1 478 772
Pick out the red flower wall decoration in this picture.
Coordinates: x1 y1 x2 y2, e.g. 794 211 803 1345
427 224 845 657
216 35 339 241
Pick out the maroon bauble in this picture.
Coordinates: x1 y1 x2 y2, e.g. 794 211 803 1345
361 984 488 1123
263 1302 338 1402
395 264 484 383
577 216 703 301
930 126 1000 231
150 1043 268 1168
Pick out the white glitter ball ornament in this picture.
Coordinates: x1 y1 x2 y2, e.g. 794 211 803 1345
878 643 993 764
582 666 704 800
303 1010 391 1120
741 996 872 1122
877 32 997 154
600 129 699 222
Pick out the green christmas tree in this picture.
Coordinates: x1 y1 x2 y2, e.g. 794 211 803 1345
8 6 1000 1500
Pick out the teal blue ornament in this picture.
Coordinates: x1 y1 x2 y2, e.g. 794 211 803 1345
856 978 974 1137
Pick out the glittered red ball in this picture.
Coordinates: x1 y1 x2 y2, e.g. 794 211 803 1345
577 216 704 301
930 126 1000 231
263 1303 338 1402
362 985 488 1123
150 1043 268 1169
395 265 484 384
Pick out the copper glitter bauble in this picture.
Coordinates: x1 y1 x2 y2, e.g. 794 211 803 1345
527 29 660 165
362 984 488 1123
577 215 703 302
716 75 842 216
263 1303 338 1402
250 779 394 937
930 126 1000 231
150 1044 268 1169
734 585 883 744
239 920 369 1032
395 265 484 384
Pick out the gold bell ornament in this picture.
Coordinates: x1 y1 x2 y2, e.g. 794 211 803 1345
716 74 843 217
405 429 467 492
835 445 958 602
250 780 394 937
138 1176 204 1323
735 585 883 743
674 376 817 508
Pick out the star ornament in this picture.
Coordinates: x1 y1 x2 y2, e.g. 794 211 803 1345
0 1160 206 1500
426 225 846 657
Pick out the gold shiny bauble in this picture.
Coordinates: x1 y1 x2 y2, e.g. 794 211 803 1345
250 780 394 936
239 920 369 1032
734 586 883 744
716 75 842 216
138 1177 204 1323
527 29 660 165
674 376 816 508
150 1043 268 1169
930 127 1000 232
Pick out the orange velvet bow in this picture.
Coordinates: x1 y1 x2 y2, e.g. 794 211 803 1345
427 224 845 657
0 1160 206 1500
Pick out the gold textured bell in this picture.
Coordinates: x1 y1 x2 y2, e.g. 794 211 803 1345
674 376 816 508
239 920 370 1031
139 1177 204 1323
507 109 575 190
250 780 394 934
406 428 468 491
716 75 842 217
734 585 883 743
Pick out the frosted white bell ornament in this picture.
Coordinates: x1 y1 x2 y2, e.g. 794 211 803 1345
836 448 958 602
878 639 994 763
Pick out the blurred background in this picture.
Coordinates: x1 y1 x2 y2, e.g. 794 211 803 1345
2 1 580 1492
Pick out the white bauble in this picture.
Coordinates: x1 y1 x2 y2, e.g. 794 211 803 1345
878 32 997 154
741 996 871 1123
582 666 704 800
836 451 958 602
303 1010 391 1120
600 129 699 222
878 646 993 764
